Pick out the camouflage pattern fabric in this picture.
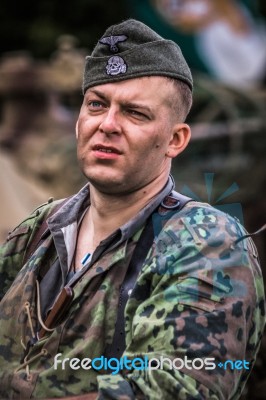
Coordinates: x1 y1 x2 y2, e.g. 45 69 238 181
0 182 265 399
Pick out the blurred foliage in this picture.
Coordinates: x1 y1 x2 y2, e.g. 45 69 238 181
0 0 266 60
0 0 127 58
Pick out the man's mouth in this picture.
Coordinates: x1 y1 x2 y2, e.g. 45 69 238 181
93 145 122 154
98 148 115 153
91 144 123 160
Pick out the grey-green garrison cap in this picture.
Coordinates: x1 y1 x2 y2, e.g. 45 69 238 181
82 19 193 93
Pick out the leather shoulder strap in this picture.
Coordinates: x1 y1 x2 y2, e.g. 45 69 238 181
105 191 192 360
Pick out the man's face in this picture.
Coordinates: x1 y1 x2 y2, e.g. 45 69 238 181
76 76 190 195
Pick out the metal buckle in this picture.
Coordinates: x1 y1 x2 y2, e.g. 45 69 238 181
161 195 180 210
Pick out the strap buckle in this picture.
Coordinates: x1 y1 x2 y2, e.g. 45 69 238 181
161 195 181 210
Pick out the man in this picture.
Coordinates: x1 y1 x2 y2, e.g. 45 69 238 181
0 19 264 400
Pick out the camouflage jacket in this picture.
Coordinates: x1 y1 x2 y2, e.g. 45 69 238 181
0 178 265 399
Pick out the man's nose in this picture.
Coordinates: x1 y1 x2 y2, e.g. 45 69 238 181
99 108 121 135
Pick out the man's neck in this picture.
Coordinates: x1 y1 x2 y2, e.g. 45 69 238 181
86 175 168 249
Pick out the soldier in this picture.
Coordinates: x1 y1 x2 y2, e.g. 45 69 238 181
0 19 264 400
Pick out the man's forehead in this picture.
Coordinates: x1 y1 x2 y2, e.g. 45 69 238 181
85 76 173 99
85 76 171 95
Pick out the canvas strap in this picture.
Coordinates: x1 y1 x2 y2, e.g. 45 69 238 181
105 191 192 360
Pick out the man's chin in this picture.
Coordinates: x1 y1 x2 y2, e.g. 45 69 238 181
85 174 129 195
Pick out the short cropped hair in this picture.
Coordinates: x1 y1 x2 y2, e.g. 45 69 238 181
167 78 193 122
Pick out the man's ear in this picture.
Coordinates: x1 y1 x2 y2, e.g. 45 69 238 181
166 123 191 158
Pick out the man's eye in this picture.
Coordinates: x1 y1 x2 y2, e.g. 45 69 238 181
88 101 103 108
127 109 148 119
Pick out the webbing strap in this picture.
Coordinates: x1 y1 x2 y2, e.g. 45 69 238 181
105 215 154 359
105 191 192 360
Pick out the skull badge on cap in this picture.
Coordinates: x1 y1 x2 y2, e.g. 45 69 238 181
106 56 127 76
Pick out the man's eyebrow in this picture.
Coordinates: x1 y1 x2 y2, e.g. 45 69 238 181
86 89 107 101
122 102 153 114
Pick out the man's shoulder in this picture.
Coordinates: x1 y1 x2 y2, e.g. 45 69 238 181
155 199 252 256
5 197 66 242
1 197 67 264
0 197 67 299
173 199 244 228
158 199 242 232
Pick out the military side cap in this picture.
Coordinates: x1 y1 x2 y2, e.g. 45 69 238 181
82 19 193 93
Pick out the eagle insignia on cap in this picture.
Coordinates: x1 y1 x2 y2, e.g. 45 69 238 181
99 35 128 53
